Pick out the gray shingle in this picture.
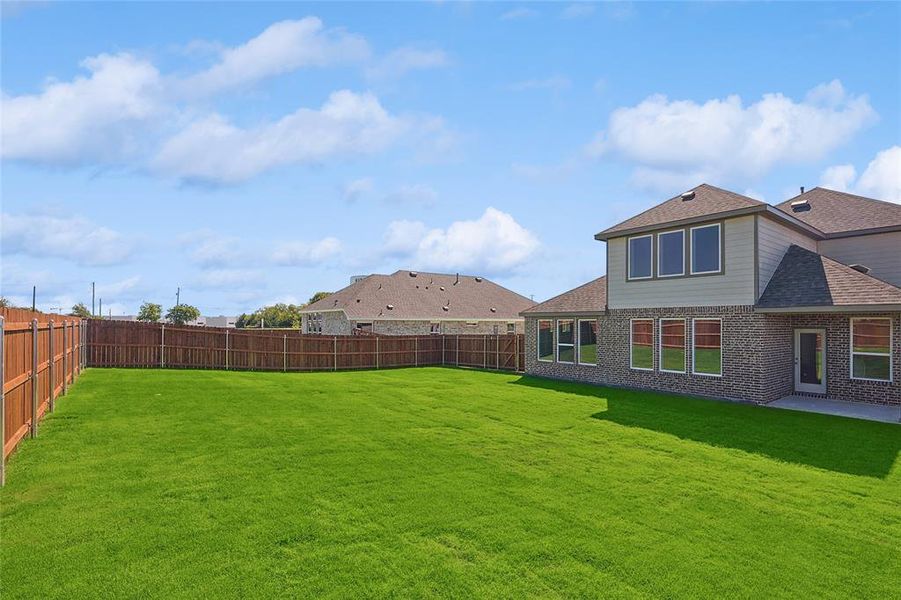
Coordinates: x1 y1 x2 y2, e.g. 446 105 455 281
521 276 606 315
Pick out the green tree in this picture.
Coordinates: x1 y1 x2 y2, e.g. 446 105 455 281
70 303 91 318
166 303 201 326
0 297 10 309
137 302 162 322
236 303 304 328
307 291 331 305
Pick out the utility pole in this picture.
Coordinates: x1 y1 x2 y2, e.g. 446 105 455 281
32 286 36 311
92 282 96 316
99 298 102 319
176 287 180 306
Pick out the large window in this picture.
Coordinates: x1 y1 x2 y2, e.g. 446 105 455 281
690 223 721 275
851 318 892 381
557 320 575 363
538 320 554 362
657 230 685 277
659 319 686 373
630 319 653 370
628 235 653 280
578 319 598 366
693 319 722 376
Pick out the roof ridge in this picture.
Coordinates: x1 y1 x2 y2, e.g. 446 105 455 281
524 276 606 312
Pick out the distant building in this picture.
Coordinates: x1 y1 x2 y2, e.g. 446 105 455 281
106 314 237 328
298 270 536 335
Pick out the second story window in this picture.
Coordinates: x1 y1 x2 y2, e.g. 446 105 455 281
658 229 685 277
628 235 653 280
690 223 721 274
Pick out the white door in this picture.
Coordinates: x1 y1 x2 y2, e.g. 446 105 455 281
794 329 826 394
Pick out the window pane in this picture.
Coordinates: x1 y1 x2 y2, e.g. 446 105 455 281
853 354 891 381
538 320 554 361
661 319 685 372
694 319 721 375
691 225 720 273
579 320 598 364
629 236 652 278
658 231 684 276
853 319 890 354
631 320 653 369
558 320 574 345
558 346 575 363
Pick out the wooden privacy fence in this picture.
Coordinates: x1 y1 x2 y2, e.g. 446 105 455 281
86 320 526 373
1 308 86 485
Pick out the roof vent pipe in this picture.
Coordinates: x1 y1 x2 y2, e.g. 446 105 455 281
454 273 459 285
680 190 695 201
800 186 805 194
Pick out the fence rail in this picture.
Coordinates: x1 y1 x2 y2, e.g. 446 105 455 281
85 320 525 373
1 308 86 485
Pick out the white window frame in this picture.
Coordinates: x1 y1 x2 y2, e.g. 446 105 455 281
556 319 575 364
506 322 516 334
689 223 722 275
691 317 723 378
850 317 893 382
627 234 654 280
577 319 598 367
659 318 686 374
630 318 654 371
657 229 685 278
537 319 554 362
429 322 441 334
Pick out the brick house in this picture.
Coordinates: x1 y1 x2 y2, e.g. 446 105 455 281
522 185 901 406
299 270 535 336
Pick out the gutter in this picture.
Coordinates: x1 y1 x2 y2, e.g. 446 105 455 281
755 305 901 314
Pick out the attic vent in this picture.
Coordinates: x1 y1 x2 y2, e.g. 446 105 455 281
386 304 394 310
680 190 695 201
790 199 810 213
442 305 449 311
356 299 361 303
849 264 871 274
489 307 497 313
475 277 483 282
439 286 445 291
409 271 418 277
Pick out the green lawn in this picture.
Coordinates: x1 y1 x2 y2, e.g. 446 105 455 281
2 368 899 599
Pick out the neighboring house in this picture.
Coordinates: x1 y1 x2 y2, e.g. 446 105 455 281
299 270 536 335
522 185 901 406
107 315 238 327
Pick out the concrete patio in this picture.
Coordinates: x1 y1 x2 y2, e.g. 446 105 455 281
768 396 901 424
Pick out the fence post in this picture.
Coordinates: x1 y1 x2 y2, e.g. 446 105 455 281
496 335 500 370
225 329 229 370
456 335 460 366
62 321 68 395
483 335 487 369
376 336 379 369
283 334 287 372
160 324 165 368
31 319 38 438
333 337 337 371
48 320 55 412
515 334 519 372
1 315 6 486
414 336 418 367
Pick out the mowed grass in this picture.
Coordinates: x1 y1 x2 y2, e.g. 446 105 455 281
2 368 900 599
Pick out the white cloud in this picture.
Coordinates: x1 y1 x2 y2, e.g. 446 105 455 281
500 7 539 20
383 184 438 206
184 18 370 95
342 177 374 202
561 3 595 19
153 90 410 184
192 269 265 290
272 237 342 266
96 276 142 297
1 213 135 266
1 53 163 164
178 229 246 267
507 75 571 93
589 80 877 191
365 47 450 81
381 208 539 275
820 146 901 203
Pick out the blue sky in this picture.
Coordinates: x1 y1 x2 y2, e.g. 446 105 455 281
2 1 899 316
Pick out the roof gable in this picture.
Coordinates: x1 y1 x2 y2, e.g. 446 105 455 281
521 276 607 316
757 245 901 309
302 270 536 320
596 184 764 240
774 187 901 236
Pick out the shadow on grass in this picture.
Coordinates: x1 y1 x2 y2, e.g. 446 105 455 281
511 376 900 479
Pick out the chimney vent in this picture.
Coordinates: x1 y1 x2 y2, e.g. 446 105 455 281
849 264 871 274
800 186 805 194
680 190 695 201
790 199 810 213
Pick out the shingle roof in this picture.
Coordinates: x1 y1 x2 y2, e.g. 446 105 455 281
757 245 901 309
521 276 606 316
300 270 535 320
596 183 765 239
774 187 901 236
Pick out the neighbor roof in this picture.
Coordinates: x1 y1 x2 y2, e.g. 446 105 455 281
521 276 606 316
595 184 765 240
774 187 901 237
757 245 901 311
300 270 536 320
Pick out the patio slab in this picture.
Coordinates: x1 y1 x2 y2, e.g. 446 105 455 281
768 395 900 424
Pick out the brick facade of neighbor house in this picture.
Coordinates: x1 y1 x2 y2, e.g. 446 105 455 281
525 310 901 406
368 319 523 336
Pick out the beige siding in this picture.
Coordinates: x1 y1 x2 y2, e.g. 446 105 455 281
607 215 756 309
819 232 901 287
757 214 818 295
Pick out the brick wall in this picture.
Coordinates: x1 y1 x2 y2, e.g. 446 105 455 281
302 314 524 336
